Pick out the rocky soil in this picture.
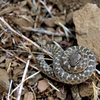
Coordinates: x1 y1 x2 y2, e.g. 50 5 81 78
0 0 100 100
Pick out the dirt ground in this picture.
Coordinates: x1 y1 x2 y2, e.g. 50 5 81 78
0 0 100 100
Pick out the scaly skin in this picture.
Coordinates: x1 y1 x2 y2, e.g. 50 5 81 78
36 44 96 85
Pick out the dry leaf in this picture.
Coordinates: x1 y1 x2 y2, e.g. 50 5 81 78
48 96 54 100
12 16 34 29
44 16 66 27
0 6 18 16
28 71 42 85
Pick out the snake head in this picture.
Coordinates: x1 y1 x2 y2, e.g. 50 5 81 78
69 51 81 67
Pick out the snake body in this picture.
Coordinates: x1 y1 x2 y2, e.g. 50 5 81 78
37 44 96 84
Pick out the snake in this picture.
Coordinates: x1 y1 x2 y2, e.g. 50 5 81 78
36 44 96 85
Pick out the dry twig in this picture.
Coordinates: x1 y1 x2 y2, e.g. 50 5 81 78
48 81 60 92
0 17 52 56
10 71 40 96
92 81 99 100
16 55 31 100
22 27 65 36
7 80 13 100
40 0 53 17
0 46 38 70
32 0 37 12
58 22 70 40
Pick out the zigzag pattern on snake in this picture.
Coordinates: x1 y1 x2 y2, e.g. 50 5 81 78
36 44 96 84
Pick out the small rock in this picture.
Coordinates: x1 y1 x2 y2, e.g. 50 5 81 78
37 79 49 92
28 71 42 85
0 68 9 93
24 92 35 100
73 3 100 62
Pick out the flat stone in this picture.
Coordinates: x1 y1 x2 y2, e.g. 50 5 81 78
73 3 100 62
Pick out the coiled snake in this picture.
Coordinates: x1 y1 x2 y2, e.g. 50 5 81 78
36 44 96 85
